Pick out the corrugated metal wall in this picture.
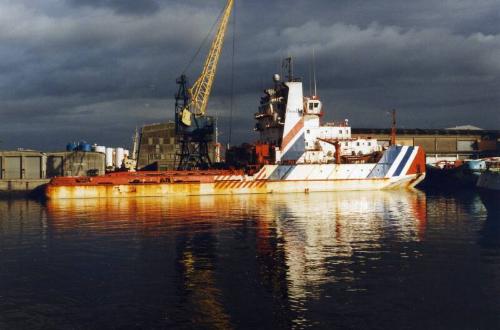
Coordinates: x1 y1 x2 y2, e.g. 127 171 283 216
4 157 21 179
414 138 435 153
457 140 475 151
0 152 46 180
436 138 457 152
25 157 41 179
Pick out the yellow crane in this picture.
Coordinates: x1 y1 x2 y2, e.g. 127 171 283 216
180 0 234 126
174 0 234 169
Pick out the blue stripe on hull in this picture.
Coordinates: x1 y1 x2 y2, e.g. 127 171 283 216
393 147 414 176
281 133 305 161
269 165 295 180
367 146 403 178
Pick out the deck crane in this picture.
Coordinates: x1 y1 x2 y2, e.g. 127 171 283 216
175 0 234 170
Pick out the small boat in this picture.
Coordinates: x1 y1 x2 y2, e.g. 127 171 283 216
477 159 500 192
424 159 486 188
477 159 500 213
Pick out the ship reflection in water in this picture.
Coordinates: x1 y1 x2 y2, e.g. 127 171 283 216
0 190 499 329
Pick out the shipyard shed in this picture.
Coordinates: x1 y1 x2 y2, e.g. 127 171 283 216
46 151 105 177
1 149 105 196
352 128 500 163
0 150 49 195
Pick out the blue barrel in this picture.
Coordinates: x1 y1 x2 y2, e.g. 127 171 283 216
78 142 92 152
66 142 77 151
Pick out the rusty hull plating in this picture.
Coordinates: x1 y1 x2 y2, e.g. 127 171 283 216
45 148 426 199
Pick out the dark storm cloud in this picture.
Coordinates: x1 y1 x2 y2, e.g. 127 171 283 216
0 0 499 150
66 0 160 15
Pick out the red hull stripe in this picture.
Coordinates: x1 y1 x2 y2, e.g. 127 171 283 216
281 119 304 151
406 147 426 175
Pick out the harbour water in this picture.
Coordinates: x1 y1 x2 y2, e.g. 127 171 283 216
0 190 499 329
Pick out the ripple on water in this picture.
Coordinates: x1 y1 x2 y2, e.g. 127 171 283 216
0 189 499 329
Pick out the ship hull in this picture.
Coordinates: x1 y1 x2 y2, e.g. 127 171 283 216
477 170 500 191
45 174 424 199
423 160 485 188
45 146 426 199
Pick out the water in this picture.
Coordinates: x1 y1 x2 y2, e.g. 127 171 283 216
0 190 499 329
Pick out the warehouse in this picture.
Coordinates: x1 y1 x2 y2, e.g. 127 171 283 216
352 128 500 163
0 149 105 196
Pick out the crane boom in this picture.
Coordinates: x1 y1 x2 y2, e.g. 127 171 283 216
181 0 234 125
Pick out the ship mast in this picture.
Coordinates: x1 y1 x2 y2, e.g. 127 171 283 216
391 109 397 146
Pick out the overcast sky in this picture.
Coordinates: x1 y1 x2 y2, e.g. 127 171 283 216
0 0 499 150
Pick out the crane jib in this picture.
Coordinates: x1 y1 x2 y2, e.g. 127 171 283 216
187 0 234 118
174 0 234 170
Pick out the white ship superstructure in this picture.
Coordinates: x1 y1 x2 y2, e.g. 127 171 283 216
255 75 381 165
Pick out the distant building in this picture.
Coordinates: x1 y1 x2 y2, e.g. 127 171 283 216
352 128 500 163
46 151 105 177
136 122 178 170
0 150 46 180
0 150 105 195
445 125 483 130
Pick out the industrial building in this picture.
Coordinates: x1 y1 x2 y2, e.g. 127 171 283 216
0 150 46 179
136 122 217 170
352 128 500 163
46 151 105 177
0 150 49 195
136 124 500 169
0 150 105 196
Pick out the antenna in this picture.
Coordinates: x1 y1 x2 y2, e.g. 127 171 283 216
313 48 317 96
282 57 293 82
391 109 397 146
309 52 313 96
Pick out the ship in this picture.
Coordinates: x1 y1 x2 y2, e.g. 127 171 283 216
45 75 426 199
424 159 486 188
477 159 500 213
477 159 500 191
